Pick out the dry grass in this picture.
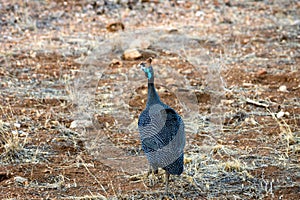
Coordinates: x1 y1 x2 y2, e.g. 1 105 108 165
0 0 299 199
0 106 26 163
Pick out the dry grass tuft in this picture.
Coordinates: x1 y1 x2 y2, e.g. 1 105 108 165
222 159 243 172
0 117 25 163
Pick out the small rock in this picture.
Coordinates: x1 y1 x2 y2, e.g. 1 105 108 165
14 176 28 185
276 110 289 118
12 130 18 135
29 51 36 58
195 10 205 17
221 99 235 105
257 69 267 76
123 49 142 60
163 50 172 55
106 22 124 32
19 131 28 137
70 120 93 129
167 28 178 33
242 83 254 87
278 85 289 92
14 122 21 128
184 157 193 164
1 82 7 87
285 112 290 117
181 68 192 74
110 59 123 68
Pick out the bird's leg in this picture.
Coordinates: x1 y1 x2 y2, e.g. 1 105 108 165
165 171 170 194
146 166 158 186
147 166 158 176
146 166 152 176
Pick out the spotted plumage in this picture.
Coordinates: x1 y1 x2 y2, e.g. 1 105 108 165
138 58 185 193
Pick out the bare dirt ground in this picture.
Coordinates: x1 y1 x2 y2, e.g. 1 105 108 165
0 0 299 199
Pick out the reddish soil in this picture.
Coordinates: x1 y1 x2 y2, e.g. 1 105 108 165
0 1 299 199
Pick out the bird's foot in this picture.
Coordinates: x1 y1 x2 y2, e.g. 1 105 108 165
147 171 159 187
164 171 170 195
143 167 161 187
128 170 159 186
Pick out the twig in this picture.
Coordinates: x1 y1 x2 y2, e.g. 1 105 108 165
245 98 269 108
77 156 108 196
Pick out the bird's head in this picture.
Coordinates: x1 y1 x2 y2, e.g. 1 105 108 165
138 57 154 81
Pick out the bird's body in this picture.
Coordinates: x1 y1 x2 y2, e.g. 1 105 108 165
138 58 185 193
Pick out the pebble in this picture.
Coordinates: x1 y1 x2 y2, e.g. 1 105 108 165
123 48 142 60
242 83 254 87
110 59 123 68
14 122 21 128
14 176 28 185
257 69 267 76
181 68 192 74
106 22 124 32
276 110 290 118
70 120 93 128
278 85 289 92
221 99 235 105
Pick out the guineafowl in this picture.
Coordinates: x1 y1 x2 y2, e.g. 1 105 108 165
138 58 186 193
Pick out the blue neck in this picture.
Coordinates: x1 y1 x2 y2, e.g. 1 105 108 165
146 82 161 106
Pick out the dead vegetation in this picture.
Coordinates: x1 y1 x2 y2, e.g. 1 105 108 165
0 0 300 199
